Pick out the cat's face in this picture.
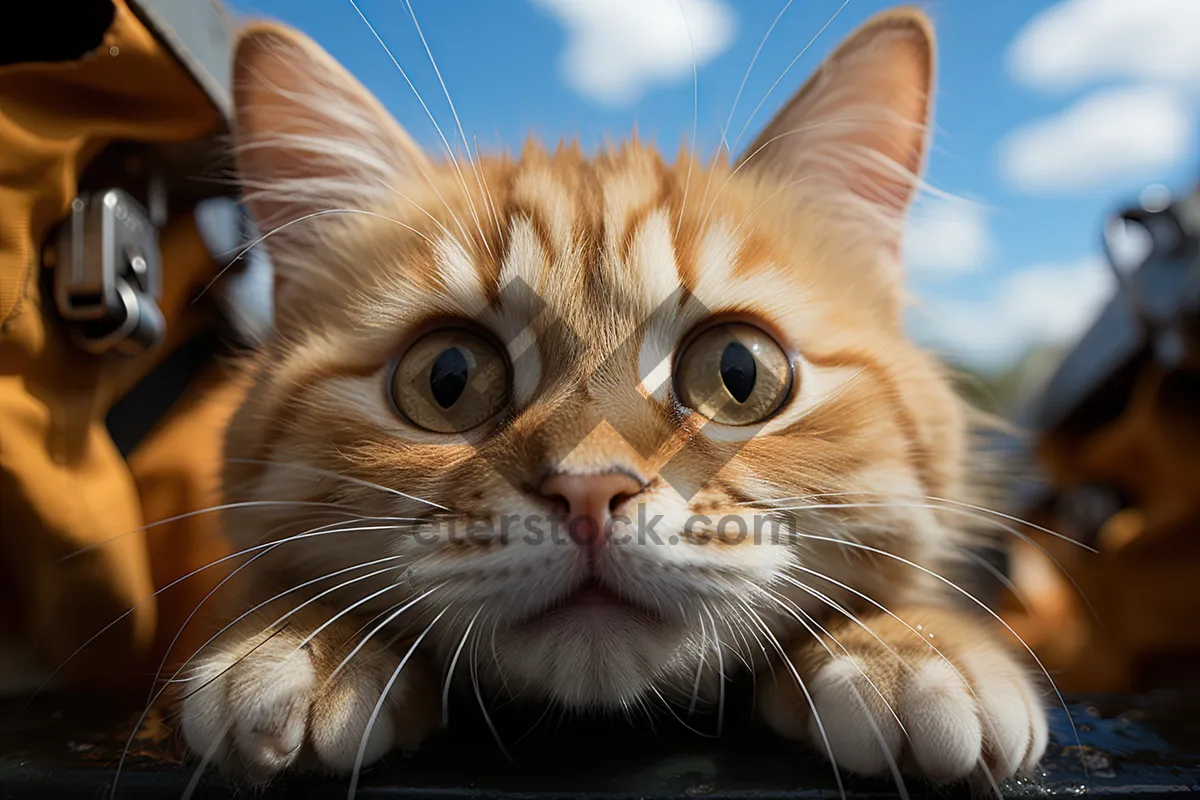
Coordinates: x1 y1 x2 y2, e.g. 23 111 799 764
222 9 967 712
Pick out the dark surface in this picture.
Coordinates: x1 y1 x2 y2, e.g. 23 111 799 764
1 692 1198 799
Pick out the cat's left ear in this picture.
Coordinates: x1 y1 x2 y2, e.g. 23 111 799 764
735 7 935 260
232 21 431 306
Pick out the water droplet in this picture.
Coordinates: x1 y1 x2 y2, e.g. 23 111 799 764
1140 183 1171 212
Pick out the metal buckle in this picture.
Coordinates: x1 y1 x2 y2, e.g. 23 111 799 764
49 189 166 356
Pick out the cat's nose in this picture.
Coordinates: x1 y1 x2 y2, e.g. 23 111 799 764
538 471 644 556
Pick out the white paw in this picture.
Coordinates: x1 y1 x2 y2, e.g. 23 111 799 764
767 648 1047 783
179 631 435 781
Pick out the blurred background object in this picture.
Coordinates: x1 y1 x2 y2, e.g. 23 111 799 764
999 178 1200 692
0 0 250 695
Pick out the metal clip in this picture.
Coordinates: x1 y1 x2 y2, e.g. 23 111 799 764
49 189 166 356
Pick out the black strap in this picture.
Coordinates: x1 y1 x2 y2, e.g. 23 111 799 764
105 330 224 457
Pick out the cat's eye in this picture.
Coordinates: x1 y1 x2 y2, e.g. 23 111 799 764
674 323 792 425
390 329 509 433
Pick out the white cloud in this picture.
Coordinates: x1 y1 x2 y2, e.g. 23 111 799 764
910 257 1116 372
904 197 993 278
531 0 735 106
1007 0 1200 92
997 86 1194 194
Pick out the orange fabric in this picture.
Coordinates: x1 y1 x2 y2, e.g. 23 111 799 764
1004 366 1200 692
0 0 238 691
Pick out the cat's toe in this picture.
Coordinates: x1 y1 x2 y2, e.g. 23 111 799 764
961 651 1048 779
178 630 439 781
180 638 316 782
306 649 438 773
805 656 904 776
766 637 1048 784
896 652 1047 783
899 659 982 780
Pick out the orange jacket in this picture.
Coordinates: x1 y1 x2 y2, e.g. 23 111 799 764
0 0 240 692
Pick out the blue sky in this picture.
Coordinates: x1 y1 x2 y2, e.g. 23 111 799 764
228 0 1200 375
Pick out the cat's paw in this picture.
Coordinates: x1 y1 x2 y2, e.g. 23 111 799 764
177 620 438 782
762 608 1048 783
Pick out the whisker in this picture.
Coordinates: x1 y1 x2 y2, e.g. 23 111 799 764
742 605 848 800
730 0 854 153
695 0 794 225
687 608 708 717
160 517 398 674
750 490 1096 553
175 623 297 799
472 134 503 234
196 207 435 300
113 523 411 791
648 685 718 739
377 178 474 254
225 457 450 510
758 494 1100 620
327 584 444 683
717 0 794 159
757 588 916 797
776 572 937 667
400 0 497 251
471 624 513 762
347 608 447 800
57 499 371 563
759 588 910 739
177 623 295 704
295 580 424 654
345 597 412 646
777 569 1030 790
728 176 815 240
781 528 1084 763
181 716 230 800
442 606 483 726
675 0 698 236
966 550 1033 613
34 520 415 703
718 603 758 674
343 0 475 240
510 699 557 748
768 583 911 800
348 0 490 254
700 603 726 736
698 121 844 233
487 616 517 700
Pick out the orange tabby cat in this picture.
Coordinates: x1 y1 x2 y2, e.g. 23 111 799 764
177 7 1047 785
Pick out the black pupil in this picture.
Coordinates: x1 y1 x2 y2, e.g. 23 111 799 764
720 341 756 404
429 346 469 409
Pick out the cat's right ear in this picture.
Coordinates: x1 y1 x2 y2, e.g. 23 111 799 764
734 8 935 271
232 22 430 289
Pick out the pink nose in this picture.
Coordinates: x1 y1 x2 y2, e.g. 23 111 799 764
538 471 644 556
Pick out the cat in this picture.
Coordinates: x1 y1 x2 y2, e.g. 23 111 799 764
176 5 1049 786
